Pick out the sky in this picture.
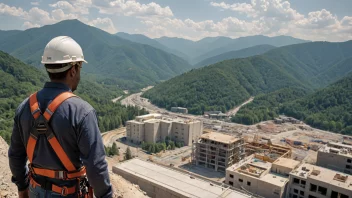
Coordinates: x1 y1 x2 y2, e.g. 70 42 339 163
0 0 351 41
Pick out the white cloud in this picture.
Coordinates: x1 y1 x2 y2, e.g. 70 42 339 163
296 9 338 29
210 2 256 17
50 0 90 15
89 17 117 33
0 3 27 17
93 0 173 17
22 21 40 29
30 2 40 6
51 9 78 21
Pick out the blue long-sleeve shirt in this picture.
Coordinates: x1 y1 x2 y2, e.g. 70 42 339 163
8 82 112 198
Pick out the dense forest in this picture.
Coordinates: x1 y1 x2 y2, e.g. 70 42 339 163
232 88 308 125
143 41 352 116
280 75 352 135
0 51 147 143
143 56 306 115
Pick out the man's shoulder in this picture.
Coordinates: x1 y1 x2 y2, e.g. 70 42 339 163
15 97 30 117
65 96 95 112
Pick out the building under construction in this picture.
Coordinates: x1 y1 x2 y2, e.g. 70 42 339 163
192 132 245 172
244 135 291 162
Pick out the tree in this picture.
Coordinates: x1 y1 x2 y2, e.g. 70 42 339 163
124 147 132 160
111 142 119 156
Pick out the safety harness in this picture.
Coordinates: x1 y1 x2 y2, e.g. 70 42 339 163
27 92 93 197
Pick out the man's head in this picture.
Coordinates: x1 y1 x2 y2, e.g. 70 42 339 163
42 36 87 91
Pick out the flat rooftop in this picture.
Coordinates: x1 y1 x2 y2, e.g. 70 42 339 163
144 119 160 123
201 132 240 144
273 158 300 170
136 113 162 119
127 120 144 124
260 173 288 187
290 163 352 191
113 158 251 198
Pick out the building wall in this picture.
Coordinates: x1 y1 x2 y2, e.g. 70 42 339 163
126 121 145 144
286 175 352 198
226 170 285 198
171 122 190 146
145 122 160 143
317 151 352 174
160 121 172 141
272 163 295 177
112 166 184 198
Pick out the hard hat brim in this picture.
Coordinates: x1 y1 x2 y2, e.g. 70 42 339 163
41 59 88 64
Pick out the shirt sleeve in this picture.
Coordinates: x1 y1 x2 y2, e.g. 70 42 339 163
8 115 29 191
77 110 113 198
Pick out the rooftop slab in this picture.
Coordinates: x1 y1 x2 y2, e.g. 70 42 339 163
201 132 240 144
113 158 252 198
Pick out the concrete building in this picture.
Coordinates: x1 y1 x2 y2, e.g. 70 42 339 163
113 158 253 198
193 132 245 172
126 114 203 146
171 107 188 114
286 163 352 198
225 156 300 198
317 142 352 175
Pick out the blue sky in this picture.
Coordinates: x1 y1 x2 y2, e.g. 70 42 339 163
0 0 351 41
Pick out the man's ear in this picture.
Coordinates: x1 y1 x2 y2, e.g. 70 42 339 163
69 65 76 77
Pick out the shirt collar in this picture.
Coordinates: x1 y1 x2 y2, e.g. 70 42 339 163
44 82 72 92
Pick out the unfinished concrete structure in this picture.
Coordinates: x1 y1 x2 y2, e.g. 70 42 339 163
225 155 300 198
126 114 203 146
193 132 245 172
317 142 352 175
113 158 253 198
286 163 352 198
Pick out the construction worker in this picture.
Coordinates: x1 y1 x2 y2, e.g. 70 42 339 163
8 36 113 198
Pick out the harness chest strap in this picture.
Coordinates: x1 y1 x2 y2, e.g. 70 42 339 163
27 91 82 174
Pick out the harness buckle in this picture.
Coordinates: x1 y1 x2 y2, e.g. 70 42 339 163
56 171 67 179
61 186 68 196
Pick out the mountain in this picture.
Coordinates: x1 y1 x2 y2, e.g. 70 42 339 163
232 87 309 125
115 32 189 62
280 74 352 135
156 35 308 64
0 50 146 143
0 30 21 43
193 35 308 64
143 41 352 115
0 20 192 90
143 56 308 114
194 44 276 68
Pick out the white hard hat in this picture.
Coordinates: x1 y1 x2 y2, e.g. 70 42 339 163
42 36 87 73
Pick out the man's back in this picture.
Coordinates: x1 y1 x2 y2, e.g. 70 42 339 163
9 82 112 197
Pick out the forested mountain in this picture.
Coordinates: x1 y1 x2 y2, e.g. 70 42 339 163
194 45 276 68
115 32 189 61
280 74 352 135
232 88 309 125
0 30 21 43
0 51 146 143
143 56 307 114
0 20 192 90
193 35 308 64
143 41 352 115
156 35 307 64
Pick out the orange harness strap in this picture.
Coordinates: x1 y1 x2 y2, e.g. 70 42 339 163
31 166 86 180
26 92 77 172
30 178 76 196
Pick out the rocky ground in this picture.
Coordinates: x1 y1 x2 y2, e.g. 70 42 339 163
0 136 148 198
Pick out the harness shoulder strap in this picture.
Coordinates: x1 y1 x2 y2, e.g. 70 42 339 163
27 91 78 172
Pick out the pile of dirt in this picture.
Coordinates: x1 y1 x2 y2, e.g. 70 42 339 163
0 137 18 198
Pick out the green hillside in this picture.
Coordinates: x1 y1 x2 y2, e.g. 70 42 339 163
280 74 352 135
115 32 189 62
143 41 352 115
232 88 309 125
0 51 146 143
194 45 276 68
143 56 307 114
0 20 191 90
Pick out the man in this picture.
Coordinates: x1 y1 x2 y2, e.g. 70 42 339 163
8 36 113 197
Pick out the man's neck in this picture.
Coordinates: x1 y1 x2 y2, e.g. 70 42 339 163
50 80 73 90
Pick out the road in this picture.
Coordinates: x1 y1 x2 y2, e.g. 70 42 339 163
226 97 254 116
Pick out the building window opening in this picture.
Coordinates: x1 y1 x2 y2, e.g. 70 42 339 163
247 181 251 186
309 184 317 192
